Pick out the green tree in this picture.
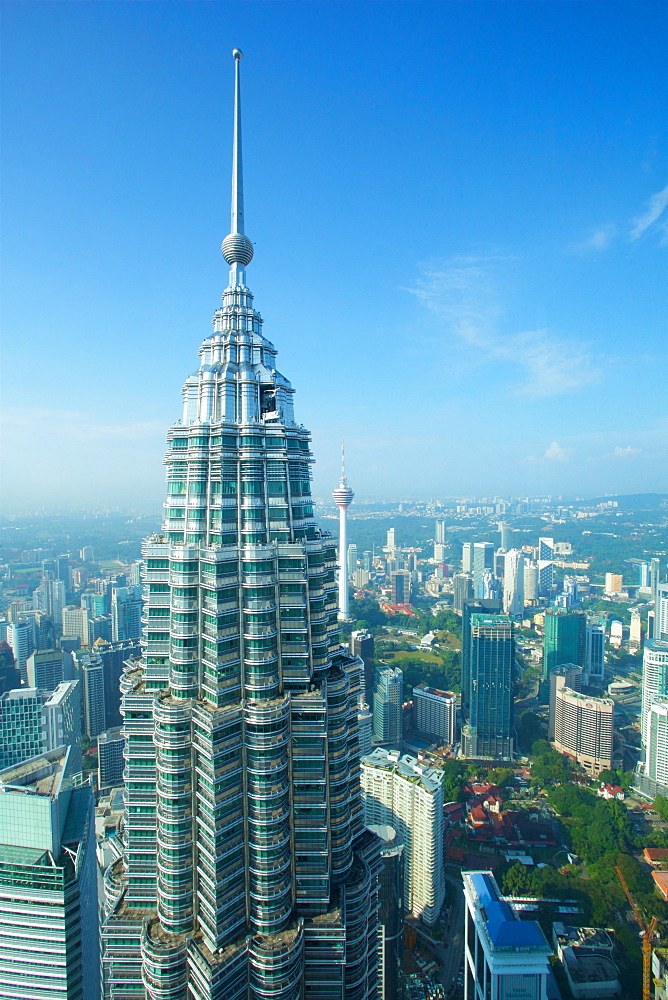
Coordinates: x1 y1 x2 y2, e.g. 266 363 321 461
654 795 668 821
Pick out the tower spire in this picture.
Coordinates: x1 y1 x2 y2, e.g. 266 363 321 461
340 441 347 485
222 49 254 271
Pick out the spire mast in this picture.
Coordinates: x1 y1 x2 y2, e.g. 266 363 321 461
231 48 244 236
222 49 254 273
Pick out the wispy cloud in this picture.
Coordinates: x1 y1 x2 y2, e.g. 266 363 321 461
629 183 668 241
408 256 597 398
544 441 569 462
608 445 641 459
574 223 617 253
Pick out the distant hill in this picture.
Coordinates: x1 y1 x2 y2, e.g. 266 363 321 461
586 493 668 510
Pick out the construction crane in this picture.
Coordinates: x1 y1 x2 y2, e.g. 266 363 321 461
615 865 658 1000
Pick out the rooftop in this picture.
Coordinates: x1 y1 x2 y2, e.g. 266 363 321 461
464 871 551 954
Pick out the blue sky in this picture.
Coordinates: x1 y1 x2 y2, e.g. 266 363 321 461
2 1 666 511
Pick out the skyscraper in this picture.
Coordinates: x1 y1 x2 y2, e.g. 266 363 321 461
453 573 473 614
472 542 494 594
585 622 606 683
26 647 65 691
538 536 554 597
103 51 379 1000
502 549 524 617
461 614 514 760
332 445 355 622
460 598 502 727
6 620 34 684
641 639 668 744
373 667 404 743
434 519 446 563
645 698 668 792
0 746 99 1000
542 610 586 682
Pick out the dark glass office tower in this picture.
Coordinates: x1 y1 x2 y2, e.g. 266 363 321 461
102 51 380 1000
461 613 514 760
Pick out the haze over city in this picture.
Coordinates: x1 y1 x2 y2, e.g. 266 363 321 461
2 1 666 513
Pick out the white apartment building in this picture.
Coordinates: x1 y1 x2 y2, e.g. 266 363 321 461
413 684 456 745
552 685 614 777
361 748 444 925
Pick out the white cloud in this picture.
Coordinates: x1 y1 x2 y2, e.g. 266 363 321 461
544 441 569 462
575 223 617 252
609 445 641 459
407 256 597 398
630 183 668 241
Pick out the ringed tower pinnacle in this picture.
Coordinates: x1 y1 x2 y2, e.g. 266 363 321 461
333 444 355 621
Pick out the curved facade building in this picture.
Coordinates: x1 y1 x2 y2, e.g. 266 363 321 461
641 639 668 744
102 52 379 1000
552 686 614 778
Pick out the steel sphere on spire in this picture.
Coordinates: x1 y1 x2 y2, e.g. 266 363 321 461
222 49 255 268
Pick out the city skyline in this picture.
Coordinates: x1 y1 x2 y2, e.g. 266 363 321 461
2 1 667 512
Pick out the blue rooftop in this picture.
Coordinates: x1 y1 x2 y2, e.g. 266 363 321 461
467 872 551 953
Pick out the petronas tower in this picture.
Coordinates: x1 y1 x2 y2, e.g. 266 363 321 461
102 51 380 1000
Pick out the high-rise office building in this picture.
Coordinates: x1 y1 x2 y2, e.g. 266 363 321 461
655 583 668 642
366 825 403 1000
98 727 125 788
7 620 34 684
390 569 411 605
497 522 513 551
110 586 143 642
472 542 494 594
645 699 668 791
502 549 524 617
523 559 539 602
462 871 551 1000
347 543 358 577
585 622 606 683
639 562 651 589
461 542 473 574
461 614 514 760
434 519 447 563
453 574 473 614
351 629 375 705
641 639 668 744
477 568 501 601
0 688 43 769
551 685 614 777
332 447 355 622
33 576 66 624
0 643 20 695
373 667 404 743
94 637 141 731
413 684 456 745
26 648 64 692
62 605 91 647
42 679 83 774
651 558 662 608
72 649 106 740
460 599 502 727
547 663 581 734
538 536 554 597
102 52 379 1000
629 611 642 650
0 746 100 1000
542 610 586 682
362 749 444 925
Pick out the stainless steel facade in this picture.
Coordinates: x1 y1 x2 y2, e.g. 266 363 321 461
102 51 380 1000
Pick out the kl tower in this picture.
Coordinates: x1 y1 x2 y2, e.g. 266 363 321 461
332 444 354 621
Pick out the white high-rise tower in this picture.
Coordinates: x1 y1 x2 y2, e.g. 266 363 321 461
333 444 355 621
